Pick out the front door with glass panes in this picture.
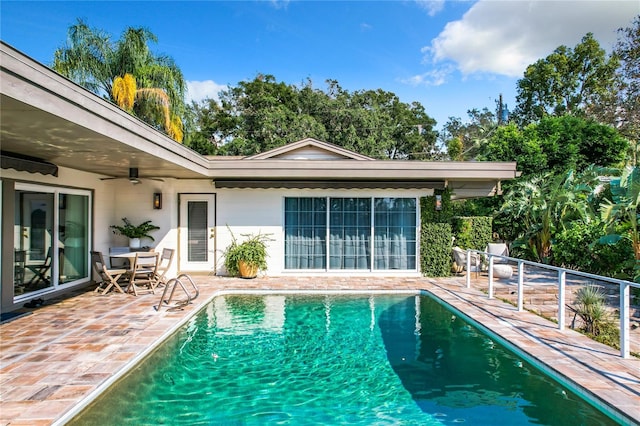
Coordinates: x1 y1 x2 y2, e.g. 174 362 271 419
178 194 216 273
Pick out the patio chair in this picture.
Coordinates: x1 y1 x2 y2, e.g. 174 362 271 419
485 243 509 264
91 251 127 294
452 246 481 278
154 248 175 287
26 247 54 286
109 246 131 269
128 252 160 296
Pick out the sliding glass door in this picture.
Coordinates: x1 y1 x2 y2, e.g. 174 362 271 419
14 184 91 298
284 197 417 271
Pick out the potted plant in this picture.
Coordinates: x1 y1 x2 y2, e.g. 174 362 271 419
223 230 272 278
110 217 160 249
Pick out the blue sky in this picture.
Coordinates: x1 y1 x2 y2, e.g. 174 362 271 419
1 1 637 129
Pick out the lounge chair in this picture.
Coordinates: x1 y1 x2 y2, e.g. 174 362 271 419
485 243 509 263
452 246 481 277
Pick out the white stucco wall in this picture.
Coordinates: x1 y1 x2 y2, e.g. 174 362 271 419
214 187 433 276
3 165 433 307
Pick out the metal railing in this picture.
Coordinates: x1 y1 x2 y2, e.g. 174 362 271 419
464 249 639 359
154 274 200 312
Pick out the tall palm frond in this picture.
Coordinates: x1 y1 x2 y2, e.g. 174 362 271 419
112 74 136 111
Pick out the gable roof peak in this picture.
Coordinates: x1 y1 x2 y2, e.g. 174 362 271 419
245 138 374 161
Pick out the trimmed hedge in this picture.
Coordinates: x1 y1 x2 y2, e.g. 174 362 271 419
420 188 453 224
451 216 492 251
421 222 453 277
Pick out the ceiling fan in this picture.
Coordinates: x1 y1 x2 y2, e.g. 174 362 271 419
100 167 164 184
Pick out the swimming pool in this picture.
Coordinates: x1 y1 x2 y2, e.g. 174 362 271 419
69 293 616 425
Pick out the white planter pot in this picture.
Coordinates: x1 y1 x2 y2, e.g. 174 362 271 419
129 238 141 249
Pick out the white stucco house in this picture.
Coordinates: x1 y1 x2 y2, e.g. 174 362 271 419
0 41 518 314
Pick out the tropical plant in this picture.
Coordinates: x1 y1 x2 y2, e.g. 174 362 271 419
110 218 160 241
500 168 601 263
569 285 612 337
52 19 186 141
223 231 272 278
599 166 640 281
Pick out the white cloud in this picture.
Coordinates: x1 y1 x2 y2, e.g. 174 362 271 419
186 80 227 104
424 0 638 78
269 0 290 10
402 64 454 86
415 0 446 17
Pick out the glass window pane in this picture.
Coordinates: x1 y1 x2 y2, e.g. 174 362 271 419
59 193 89 284
373 198 417 270
284 198 326 269
328 198 371 270
14 191 55 294
188 201 208 262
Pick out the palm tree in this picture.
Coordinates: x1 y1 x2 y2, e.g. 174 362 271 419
52 19 186 141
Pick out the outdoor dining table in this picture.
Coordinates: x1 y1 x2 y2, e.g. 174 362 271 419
111 251 159 295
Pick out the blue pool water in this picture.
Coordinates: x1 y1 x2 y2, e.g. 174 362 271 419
70 294 616 425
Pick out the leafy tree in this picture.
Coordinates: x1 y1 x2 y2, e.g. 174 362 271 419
440 107 497 160
478 116 628 177
53 19 186 141
513 33 619 126
534 115 628 171
478 123 546 176
608 17 639 165
186 75 439 159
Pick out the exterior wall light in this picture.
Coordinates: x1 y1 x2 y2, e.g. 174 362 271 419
153 192 162 209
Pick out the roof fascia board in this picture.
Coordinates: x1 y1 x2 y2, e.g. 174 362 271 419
213 180 446 189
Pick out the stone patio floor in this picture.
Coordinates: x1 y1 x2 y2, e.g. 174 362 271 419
0 275 638 425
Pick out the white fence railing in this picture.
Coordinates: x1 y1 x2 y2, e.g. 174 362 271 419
465 249 639 359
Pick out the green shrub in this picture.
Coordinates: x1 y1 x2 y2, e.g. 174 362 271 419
420 189 453 224
554 220 633 278
421 223 452 277
451 216 492 250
